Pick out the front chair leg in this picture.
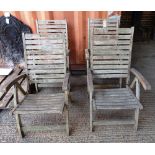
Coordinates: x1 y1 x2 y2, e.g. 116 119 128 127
15 114 24 138
134 108 139 131
90 93 93 132
65 105 70 136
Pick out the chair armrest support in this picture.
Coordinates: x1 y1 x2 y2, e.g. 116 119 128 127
130 68 151 90
62 72 70 91
87 69 94 93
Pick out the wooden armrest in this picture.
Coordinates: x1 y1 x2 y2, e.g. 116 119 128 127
62 72 70 91
87 69 94 93
85 49 90 60
0 74 28 93
130 68 151 90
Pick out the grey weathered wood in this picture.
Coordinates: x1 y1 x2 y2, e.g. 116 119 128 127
134 108 139 130
93 119 135 126
130 68 151 90
62 73 70 91
88 18 120 49
0 67 23 109
7 32 70 137
86 26 151 131
15 114 24 138
87 69 94 93
36 19 69 59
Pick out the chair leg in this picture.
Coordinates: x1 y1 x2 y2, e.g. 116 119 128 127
90 103 93 132
65 106 70 136
134 108 139 131
15 114 24 138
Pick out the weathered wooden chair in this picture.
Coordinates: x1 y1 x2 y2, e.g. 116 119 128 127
36 19 69 70
86 27 151 132
2 33 70 137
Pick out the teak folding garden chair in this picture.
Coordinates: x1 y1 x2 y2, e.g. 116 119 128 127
86 27 151 132
3 33 70 138
36 19 70 70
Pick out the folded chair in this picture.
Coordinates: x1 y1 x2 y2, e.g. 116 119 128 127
36 19 69 70
5 33 70 138
86 27 151 132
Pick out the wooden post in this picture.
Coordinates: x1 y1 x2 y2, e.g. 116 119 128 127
134 108 139 130
136 78 140 100
65 105 69 136
90 92 93 132
13 84 23 138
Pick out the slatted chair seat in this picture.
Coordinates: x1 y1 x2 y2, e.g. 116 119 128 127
14 93 65 114
94 88 143 110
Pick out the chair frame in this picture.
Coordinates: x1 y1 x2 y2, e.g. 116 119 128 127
1 32 70 138
86 26 151 131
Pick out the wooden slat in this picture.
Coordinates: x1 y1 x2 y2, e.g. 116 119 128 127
27 64 64 69
92 45 131 50
93 70 128 74
93 40 131 45
92 65 129 69
93 35 131 40
92 55 130 60
93 74 128 78
38 29 66 33
93 120 135 126
27 60 65 64
26 50 64 54
31 79 64 83
94 28 132 34
92 60 129 65
27 55 64 60
25 40 64 44
92 49 130 55
37 20 66 24
28 69 64 74
26 44 64 49
31 74 65 79
38 25 66 29
25 33 64 39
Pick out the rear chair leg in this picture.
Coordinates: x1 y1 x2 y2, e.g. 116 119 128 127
134 108 139 131
90 103 93 132
65 106 70 136
15 114 24 138
90 112 93 132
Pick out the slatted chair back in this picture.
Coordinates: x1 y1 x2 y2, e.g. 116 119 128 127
90 27 134 85
88 18 120 48
36 19 68 49
22 33 67 88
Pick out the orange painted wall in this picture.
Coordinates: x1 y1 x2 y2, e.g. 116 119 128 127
0 11 112 65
